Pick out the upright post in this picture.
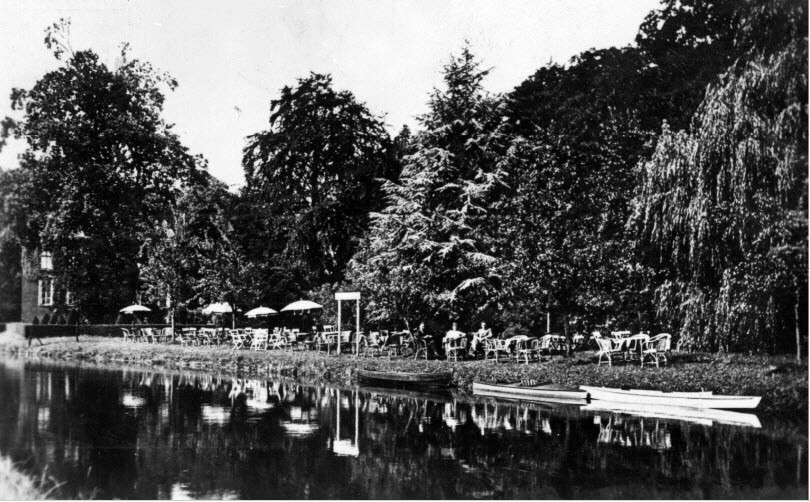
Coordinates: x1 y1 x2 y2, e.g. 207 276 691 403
337 299 342 355
356 299 360 357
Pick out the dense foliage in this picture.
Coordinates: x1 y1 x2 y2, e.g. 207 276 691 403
347 48 508 328
630 0 808 354
243 74 398 288
0 2 805 357
6 21 203 321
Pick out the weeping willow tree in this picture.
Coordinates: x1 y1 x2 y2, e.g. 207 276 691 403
631 1 807 356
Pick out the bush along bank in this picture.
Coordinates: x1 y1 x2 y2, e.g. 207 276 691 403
0 335 806 420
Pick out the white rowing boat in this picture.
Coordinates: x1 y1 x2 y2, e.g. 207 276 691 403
473 382 588 402
582 401 762 428
580 386 761 409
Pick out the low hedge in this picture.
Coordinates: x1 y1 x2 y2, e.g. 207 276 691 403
25 323 212 339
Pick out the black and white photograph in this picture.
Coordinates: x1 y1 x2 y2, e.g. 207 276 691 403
0 0 807 499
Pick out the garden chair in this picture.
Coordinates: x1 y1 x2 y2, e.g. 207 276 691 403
231 331 247 350
483 339 511 362
334 330 353 354
181 328 197 346
314 333 334 354
412 336 428 360
538 335 557 354
269 332 286 350
446 336 468 362
379 331 401 359
250 332 268 351
515 338 542 364
595 335 624 367
159 327 173 343
360 332 383 357
140 327 156 343
641 333 672 367
514 337 541 365
122 328 136 342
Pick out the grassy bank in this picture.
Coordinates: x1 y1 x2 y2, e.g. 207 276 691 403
0 456 49 500
0 334 806 419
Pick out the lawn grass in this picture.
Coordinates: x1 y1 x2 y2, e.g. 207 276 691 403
0 333 806 419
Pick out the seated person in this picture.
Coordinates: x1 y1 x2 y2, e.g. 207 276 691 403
469 321 493 356
413 322 439 358
442 322 466 353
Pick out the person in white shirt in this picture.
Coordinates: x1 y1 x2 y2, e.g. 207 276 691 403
442 322 466 354
468 321 493 357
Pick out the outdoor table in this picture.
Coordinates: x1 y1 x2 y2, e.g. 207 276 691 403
619 334 650 362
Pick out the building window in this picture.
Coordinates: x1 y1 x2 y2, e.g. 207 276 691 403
40 251 53 271
65 291 75 306
39 278 54 306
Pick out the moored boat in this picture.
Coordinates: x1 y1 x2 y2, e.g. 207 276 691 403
580 386 761 409
583 401 762 428
357 369 453 388
473 381 588 403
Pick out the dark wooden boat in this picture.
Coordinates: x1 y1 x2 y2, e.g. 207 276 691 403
357 369 453 388
359 385 454 403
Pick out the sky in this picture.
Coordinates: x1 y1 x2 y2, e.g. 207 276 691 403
0 0 659 189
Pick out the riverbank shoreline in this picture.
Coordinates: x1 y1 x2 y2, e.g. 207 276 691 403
0 333 806 419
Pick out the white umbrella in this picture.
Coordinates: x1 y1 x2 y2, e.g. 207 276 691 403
120 304 152 313
245 306 278 318
280 300 323 312
202 302 233 314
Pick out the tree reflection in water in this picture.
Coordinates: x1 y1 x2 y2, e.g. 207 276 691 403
0 360 805 499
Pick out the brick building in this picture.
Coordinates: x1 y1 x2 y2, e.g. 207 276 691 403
20 247 75 323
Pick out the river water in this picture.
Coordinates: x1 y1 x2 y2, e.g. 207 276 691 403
0 359 805 499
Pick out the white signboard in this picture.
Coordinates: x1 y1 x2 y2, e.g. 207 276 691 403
335 292 361 301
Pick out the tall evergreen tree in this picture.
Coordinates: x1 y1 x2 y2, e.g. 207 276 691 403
348 47 508 327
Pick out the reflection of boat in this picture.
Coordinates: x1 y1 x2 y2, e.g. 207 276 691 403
359 385 453 403
583 402 762 428
580 386 761 409
357 369 452 388
473 382 587 403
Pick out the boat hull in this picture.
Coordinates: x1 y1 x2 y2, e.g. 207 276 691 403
473 382 588 403
357 369 453 388
583 402 762 428
581 386 761 409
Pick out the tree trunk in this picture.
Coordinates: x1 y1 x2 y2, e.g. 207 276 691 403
564 312 572 357
795 287 801 364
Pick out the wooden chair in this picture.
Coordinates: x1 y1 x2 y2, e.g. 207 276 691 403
514 337 540 365
338 331 353 354
446 336 468 362
483 339 511 362
141 327 157 343
250 331 268 351
122 328 136 342
269 332 287 350
314 333 334 354
538 335 556 354
231 332 247 350
159 327 173 343
595 335 624 367
412 337 428 360
641 334 672 367
179 328 197 346
361 332 383 357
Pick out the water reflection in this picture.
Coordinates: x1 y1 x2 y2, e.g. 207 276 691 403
0 360 805 499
